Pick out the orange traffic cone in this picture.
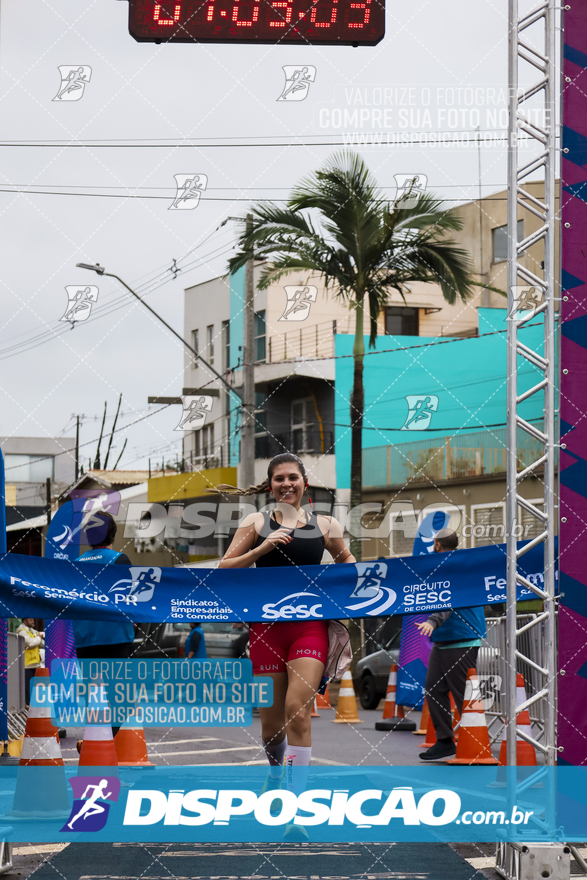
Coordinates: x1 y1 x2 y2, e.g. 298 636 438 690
497 709 538 766
422 707 437 748
332 671 363 723
498 675 537 767
316 685 333 710
8 669 71 819
114 725 155 767
450 693 461 741
414 699 431 735
311 699 320 718
79 725 118 767
375 665 416 731
447 669 497 765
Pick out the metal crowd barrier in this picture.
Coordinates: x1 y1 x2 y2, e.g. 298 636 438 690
478 614 549 748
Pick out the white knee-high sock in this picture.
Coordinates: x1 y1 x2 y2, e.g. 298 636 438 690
286 745 311 796
263 737 287 778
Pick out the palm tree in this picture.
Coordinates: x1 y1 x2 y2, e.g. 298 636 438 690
229 152 485 560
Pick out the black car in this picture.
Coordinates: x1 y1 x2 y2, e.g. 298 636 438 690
353 630 402 709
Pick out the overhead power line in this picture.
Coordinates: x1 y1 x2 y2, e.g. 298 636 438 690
0 132 556 148
0 187 509 203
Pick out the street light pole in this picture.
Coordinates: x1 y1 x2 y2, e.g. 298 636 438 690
240 214 256 488
76 263 241 400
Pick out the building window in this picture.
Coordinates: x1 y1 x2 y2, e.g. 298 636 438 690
191 329 199 368
470 503 505 547
206 325 214 365
384 307 419 336
4 454 54 482
222 320 230 372
291 398 317 454
194 423 215 464
492 220 524 263
254 311 266 362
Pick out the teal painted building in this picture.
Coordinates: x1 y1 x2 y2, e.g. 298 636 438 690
334 308 547 490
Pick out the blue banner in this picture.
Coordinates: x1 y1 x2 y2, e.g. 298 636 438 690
0 766 581 842
396 510 448 707
0 449 8 741
0 541 552 623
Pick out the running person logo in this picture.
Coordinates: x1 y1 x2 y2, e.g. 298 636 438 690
346 563 397 616
277 66 316 102
60 286 99 324
61 776 120 832
53 66 92 101
509 285 544 320
401 394 439 430
174 395 214 431
279 285 318 322
109 567 162 605
477 674 502 710
393 174 428 210
169 174 208 210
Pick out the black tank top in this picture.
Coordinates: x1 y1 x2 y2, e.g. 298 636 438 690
254 510 325 567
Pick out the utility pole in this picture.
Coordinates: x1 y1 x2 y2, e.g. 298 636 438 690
45 477 52 525
240 213 256 489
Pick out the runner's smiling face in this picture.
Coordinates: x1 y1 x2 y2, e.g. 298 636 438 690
269 463 305 507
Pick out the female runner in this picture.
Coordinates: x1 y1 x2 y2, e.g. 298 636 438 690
217 453 355 819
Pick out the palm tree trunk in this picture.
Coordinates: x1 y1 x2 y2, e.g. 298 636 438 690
349 296 365 562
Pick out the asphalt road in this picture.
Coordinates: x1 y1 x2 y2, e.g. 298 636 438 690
59 706 434 768
26 840 493 880
10 705 506 880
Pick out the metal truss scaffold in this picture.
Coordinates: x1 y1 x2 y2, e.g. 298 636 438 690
500 0 559 874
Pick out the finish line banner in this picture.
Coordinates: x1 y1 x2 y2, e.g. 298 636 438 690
0 766 583 843
0 542 553 624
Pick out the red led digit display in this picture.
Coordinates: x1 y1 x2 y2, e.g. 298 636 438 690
128 0 384 45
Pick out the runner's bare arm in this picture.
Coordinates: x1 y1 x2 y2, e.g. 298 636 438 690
320 516 355 564
218 512 294 568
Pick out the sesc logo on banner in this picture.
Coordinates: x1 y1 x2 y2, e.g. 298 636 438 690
262 591 323 620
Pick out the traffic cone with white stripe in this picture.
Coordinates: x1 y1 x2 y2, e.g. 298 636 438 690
7 669 71 819
414 698 431 735
446 669 497 765
311 699 320 718
497 709 537 766
375 665 416 731
79 680 118 767
79 725 118 767
332 671 363 723
498 675 537 767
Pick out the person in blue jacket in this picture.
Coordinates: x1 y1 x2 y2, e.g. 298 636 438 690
73 512 135 744
416 528 487 762
73 512 135 661
185 622 207 659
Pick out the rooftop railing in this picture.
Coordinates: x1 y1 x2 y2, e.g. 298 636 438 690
362 422 545 487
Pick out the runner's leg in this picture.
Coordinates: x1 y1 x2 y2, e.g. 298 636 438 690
259 673 288 775
284 657 324 796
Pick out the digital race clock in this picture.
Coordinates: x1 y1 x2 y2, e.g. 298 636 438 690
127 0 384 45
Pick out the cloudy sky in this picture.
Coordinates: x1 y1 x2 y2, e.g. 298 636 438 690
0 0 518 472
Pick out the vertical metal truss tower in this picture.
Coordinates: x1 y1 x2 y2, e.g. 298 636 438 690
505 0 558 844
